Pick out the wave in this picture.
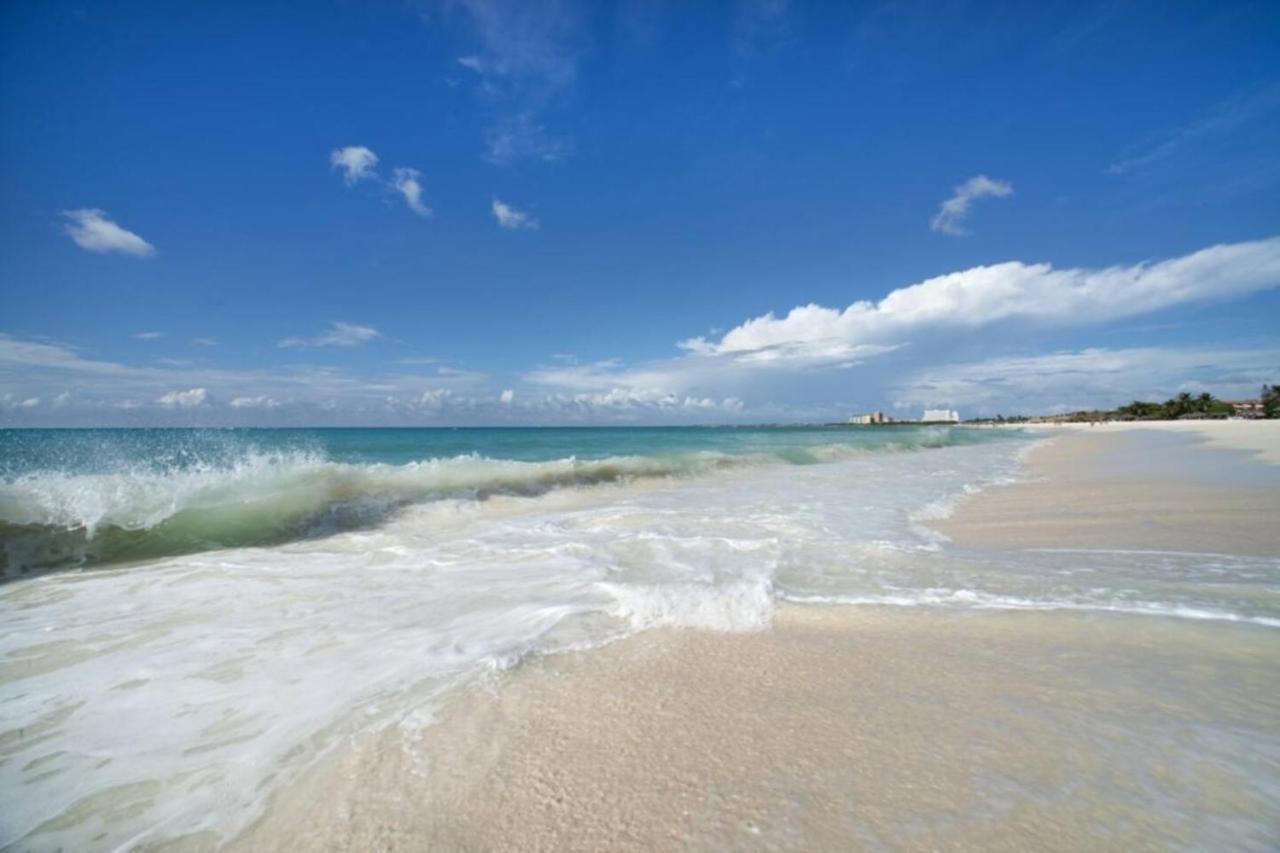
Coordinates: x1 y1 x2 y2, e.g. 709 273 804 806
0 428 999 579
0 450 754 577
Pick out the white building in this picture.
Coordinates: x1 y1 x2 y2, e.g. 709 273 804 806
922 409 960 423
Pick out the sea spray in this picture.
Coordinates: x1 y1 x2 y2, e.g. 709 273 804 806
0 425 1009 577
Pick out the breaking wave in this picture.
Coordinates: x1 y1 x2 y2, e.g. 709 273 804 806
0 430 979 577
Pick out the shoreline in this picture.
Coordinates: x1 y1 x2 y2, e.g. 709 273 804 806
236 421 1280 851
934 422 1280 556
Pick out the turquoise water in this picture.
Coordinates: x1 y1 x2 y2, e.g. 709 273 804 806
0 424 1000 474
0 425 1011 577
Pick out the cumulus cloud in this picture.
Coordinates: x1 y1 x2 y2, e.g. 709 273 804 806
62 209 155 257
277 322 382 349
681 236 1280 366
157 388 208 408
330 147 432 216
930 175 1013 236
391 168 432 216
330 146 379 184
499 388 514 404
492 198 539 230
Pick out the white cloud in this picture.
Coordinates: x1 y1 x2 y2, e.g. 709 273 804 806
499 388 514 404
62 209 155 257
391 168 432 216
418 388 453 409
192 337 219 347
157 388 208 408
492 198 539 230
277 322 382 349
133 331 165 340
681 236 1280 366
330 146 379 185
0 332 491 424
20 397 41 408
930 175 1013 236
52 391 71 408
229 395 280 409
331 148 431 217
893 346 1280 414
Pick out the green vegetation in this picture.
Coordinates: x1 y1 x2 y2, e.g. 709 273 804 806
1264 384 1280 419
1115 391 1234 420
972 385 1279 424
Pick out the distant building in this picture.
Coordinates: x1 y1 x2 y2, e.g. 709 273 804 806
922 409 960 423
1228 399 1264 419
848 411 891 425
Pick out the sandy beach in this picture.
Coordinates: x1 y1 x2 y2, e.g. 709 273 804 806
235 421 1280 852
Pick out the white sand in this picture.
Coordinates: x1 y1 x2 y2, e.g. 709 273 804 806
1010 418 1280 465
937 426 1280 556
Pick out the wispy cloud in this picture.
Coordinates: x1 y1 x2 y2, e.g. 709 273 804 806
484 113 569 164
277 322 382 349
391 168 432 216
330 145 380 184
1107 84 1280 176
229 395 281 410
491 198 539 230
432 0 583 163
62 209 155 257
132 331 165 340
930 175 1013 236
192 337 219 347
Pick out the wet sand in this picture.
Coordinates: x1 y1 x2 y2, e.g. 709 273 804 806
236 423 1280 852
936 425 1280 556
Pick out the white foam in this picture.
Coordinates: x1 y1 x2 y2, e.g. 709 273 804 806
601 579 775 632
782 589 1280 628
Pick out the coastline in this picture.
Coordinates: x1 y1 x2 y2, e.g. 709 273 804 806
237 421 1280 851
935 422 1280 556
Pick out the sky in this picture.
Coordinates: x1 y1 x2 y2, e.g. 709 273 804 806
1 0 1278 426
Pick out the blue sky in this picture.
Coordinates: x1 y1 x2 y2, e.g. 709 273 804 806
2 0 1278 425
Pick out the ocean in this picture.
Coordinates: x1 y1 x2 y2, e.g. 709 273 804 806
1 426 1277 849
